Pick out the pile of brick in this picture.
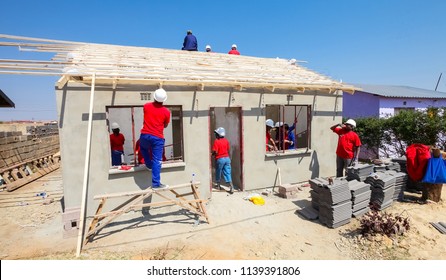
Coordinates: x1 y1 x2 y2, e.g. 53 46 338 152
0 124 59 170
278 183 300 199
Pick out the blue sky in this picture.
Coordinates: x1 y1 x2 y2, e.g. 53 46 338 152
0 0 445 121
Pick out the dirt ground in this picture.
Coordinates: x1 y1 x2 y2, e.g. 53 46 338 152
0 168 445 260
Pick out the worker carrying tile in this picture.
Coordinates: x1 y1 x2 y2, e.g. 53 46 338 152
109 122 125 166
212 127 236 194
330 119 362 177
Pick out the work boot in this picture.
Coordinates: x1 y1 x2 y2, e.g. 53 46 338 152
229 183 234 194
153 184 169 189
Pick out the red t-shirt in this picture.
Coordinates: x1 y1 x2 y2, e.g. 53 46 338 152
266 131 271 151
333 127 361 159
141 102 171 138
110 133 125 151
212 138 230 159
228 50 240 55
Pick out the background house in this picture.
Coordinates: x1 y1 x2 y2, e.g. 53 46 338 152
343 84 446 118
343 84 446 160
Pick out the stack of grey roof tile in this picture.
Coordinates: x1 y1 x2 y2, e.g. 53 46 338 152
309 177 352 228
348 180 371 217
346 163 374 182
386 162 401 172
364 172 396 210
373 164 388 172
384 170 408 201
392 156 407 174
374 162 401 172
309 177 325 210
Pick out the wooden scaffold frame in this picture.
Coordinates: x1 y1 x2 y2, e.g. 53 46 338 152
84 181 209 245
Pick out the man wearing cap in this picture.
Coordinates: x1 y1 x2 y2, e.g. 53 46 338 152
139 89 171 188
110 122 125 166
182 30 198 51
228 44 240 55
330 119 362 177
205 45 212 52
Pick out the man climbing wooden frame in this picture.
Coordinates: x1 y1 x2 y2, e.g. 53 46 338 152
84 181 209 245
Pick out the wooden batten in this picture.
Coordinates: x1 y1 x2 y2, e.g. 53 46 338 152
0 33 359 93
56 75 70 89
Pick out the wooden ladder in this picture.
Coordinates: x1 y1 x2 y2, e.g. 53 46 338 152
84 181 209 245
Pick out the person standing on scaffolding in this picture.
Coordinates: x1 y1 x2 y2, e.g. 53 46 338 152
139 88 171 189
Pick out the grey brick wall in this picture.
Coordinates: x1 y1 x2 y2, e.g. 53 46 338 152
0 124 60 171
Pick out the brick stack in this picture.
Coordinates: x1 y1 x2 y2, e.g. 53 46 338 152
0 124 59 171
278 183 299 199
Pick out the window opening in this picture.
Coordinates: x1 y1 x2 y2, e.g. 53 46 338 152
265 105 311 153
107 105 183 168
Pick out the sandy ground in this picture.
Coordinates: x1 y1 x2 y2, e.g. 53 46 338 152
0 168 445 260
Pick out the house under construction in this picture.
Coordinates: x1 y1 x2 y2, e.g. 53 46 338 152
0 34 356 237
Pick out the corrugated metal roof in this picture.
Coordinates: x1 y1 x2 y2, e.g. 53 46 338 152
0 89 15 108
353 84 446 99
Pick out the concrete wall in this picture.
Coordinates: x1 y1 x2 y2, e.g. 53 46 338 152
56 82 342 215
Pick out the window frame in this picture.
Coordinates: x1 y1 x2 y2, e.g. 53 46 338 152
106 104 184 171
265 104 312 155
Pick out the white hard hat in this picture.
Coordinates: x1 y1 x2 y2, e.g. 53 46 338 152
345 119 356 128
206 45 211 49
111 122 120 129
214 127 226 137
232 44 237 48
154 88 167 102
275 121 284 127
265 119 274 128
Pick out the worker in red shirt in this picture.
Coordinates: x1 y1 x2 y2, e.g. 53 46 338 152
330 119 362 177
228 44 240 55
265 119 277 152
139 88 171 189
109 122 125 166
212 127 236 194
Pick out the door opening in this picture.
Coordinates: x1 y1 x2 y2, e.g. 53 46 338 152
210 107 243 192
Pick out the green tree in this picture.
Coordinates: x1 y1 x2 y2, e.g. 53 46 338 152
354 107 446 159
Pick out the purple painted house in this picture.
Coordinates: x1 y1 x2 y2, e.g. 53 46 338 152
343 84 446 118
343 84 446 159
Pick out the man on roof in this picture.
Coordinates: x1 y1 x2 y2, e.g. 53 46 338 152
228 44 240 55
182 30 198 51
